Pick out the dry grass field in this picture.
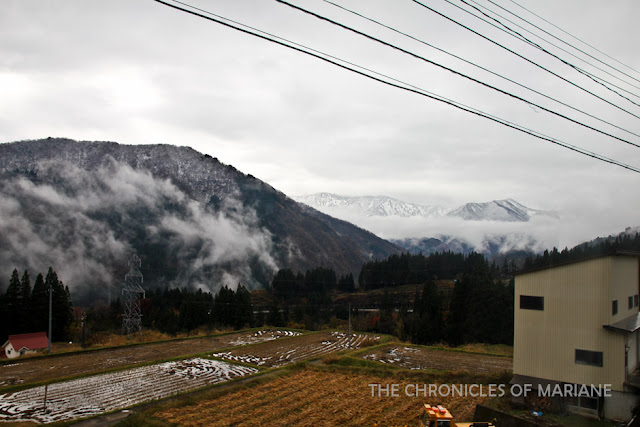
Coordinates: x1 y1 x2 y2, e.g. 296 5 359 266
154 368 490 427
0 331 514 425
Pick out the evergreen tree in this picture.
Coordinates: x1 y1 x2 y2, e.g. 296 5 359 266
447 275 473 346
0 292 7 343
178 300 204 331
412 280 444 345
213 286 235 327
43 268 73 342
271 269 298 299
267 302 284 327
6 269 21 306
30 273 48 333
5 269 22 333
338 273 355 292
19 271 32 332
20 270 31 303
234 285 253 329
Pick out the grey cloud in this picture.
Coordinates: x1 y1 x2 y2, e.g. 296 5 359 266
0 159 280 300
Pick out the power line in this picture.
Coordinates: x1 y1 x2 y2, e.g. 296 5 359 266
450 0 640 108
462 0 640 101
409 0 640 120
152 0 640 173
479 0 640 91
277 0 640 148
508 0 640 76
321 0 640 141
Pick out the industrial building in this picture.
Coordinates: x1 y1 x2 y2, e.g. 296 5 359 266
513 250 640 421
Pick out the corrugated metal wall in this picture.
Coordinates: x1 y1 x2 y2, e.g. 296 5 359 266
514 256 639 391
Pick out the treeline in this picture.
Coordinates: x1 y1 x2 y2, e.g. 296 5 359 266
268 267 355 329
0 268 73 344
86 285 254 337
358 251 516 290
265 252 514 346
358 252 514 346
2 252 515 349
271 267 355 298
401 266 513 346
524 231 640 270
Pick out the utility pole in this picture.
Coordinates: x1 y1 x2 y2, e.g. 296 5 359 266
348 303 352 349
81 314 86 348
48 283 53 354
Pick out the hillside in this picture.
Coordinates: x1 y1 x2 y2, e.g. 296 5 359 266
0 138 401 302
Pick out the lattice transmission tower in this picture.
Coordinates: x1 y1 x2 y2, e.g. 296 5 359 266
122 254 145 336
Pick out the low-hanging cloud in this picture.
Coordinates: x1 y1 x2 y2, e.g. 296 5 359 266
150 198 279 290
0 159 280 301
313 205 569 256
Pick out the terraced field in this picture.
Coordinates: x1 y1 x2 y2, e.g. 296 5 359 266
155 368 488 426
0 329 295 389
0 358 257 424
213 331 379 367
0 331 508 425
0 330 378 424
361 345 513 373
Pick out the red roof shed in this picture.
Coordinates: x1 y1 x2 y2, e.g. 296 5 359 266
2 332 49 358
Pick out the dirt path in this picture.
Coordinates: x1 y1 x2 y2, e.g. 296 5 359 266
0 330 291 389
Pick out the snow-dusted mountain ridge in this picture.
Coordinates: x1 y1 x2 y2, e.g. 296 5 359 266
0 139 401 301
294 193 556 222
294 193 447 218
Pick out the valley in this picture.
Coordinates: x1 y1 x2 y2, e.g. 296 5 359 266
0 328 512 425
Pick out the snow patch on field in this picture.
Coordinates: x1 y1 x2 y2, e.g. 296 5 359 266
227 329 301 347
0 358 257 424
214 332 379 368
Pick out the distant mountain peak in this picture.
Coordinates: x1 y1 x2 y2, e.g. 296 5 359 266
447 199 528 222
294 193 555 223
447 199 559 222
293 193 448 218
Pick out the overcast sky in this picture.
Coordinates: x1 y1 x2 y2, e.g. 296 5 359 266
1 0 639 249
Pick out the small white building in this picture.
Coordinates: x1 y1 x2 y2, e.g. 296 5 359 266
2 332 49 359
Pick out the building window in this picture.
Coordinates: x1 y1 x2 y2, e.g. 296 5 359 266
635 295 638 307
612 300 618 315
520 295 544 311
579 396 599 410
630 296 634 310
575 349 603 367
568 395 599 410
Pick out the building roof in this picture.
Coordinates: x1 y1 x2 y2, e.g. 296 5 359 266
2 332 49 351
515 249 640 276
604 312 640 334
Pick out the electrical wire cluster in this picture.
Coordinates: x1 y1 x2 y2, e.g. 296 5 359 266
152 0 640 173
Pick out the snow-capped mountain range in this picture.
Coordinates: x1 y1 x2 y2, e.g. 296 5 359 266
294 193 557 222
294 193 447 218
